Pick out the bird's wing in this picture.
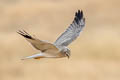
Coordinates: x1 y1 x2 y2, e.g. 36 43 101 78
17 30 59 52
54 10 85 47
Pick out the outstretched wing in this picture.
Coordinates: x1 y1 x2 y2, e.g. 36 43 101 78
54 10 85 46
17 30 59 52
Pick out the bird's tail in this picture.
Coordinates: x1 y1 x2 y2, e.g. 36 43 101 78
21 53 44 60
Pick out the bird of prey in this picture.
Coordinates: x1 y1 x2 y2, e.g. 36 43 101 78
17 10 85 60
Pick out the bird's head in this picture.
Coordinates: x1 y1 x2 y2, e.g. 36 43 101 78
62 47 71 59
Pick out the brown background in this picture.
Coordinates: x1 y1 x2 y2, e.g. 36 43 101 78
0 0 120 80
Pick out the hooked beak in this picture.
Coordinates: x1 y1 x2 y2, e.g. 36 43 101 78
66 53 70 59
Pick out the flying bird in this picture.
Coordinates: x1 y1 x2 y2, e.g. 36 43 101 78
17 10 85 60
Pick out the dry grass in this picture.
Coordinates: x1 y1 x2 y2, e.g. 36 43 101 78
0 0 120 80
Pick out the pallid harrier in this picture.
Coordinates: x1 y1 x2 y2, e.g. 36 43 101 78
17 10 85 60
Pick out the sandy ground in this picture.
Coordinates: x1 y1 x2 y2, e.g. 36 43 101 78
0 0 120 80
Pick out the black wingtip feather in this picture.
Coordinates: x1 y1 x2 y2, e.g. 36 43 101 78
74 10 84 24
22 34 33 39
17 30 33 39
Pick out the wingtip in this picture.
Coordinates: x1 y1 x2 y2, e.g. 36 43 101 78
17 30 33 39
16 30 20 34
78 10 83 19
74 9 84 24
77 9 83 16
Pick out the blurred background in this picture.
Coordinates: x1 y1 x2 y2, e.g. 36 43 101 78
0 0 120 80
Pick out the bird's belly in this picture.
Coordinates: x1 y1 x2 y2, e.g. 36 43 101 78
44 52 65 58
